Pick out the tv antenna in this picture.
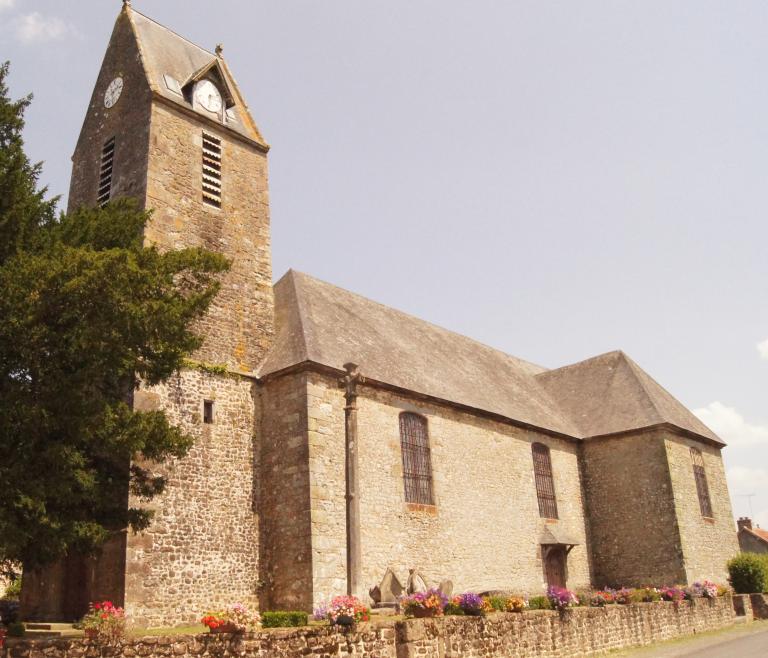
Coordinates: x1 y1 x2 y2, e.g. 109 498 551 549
738 493 756 520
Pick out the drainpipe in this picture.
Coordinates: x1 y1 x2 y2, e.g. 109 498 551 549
339 363 364 599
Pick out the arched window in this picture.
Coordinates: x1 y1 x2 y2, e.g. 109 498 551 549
690 447 713 518
399 413 434 505
532 443 558 519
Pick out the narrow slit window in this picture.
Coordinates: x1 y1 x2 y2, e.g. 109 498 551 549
690 447 713 518
399 413 434 506
97 137 115 207
203 400 214 425
532 443 558 519
202 132 222 208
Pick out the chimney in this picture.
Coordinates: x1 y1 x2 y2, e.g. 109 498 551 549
737 517 752 531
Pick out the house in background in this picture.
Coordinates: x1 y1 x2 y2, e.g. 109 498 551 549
20 4 740 627
737 518 768 554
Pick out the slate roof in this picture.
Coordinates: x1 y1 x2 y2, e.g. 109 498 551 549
259 270 722 445
536 351 723 444
124 6 266 146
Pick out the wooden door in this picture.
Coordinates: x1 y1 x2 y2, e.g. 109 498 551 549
545 547 566 588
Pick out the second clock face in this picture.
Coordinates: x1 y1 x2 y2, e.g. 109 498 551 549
104 77 124 109
195 80 222 114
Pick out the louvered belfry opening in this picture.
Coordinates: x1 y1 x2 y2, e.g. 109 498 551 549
690 447 713 518
202 132 222 208
399 413 434 506
532 443 558 519
97 137 115 207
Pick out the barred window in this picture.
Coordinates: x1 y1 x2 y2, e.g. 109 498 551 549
532 443 558 519
202 132 222 208
399 413 434 505
690 447 713 518
97 137 115 207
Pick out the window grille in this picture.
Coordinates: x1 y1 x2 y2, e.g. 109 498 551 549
202 132 222 208
532 443 558 519
97 137 115 207
399 413 434 505
690 447 713 518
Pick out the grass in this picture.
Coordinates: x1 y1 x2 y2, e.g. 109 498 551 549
128 624 207 637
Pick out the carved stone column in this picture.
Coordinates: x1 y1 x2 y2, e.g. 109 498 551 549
339 363 364 599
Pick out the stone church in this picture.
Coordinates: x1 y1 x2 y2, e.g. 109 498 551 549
22 4 739 627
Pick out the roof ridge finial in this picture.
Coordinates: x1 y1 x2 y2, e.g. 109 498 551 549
123 0 131 6
215 43 224 57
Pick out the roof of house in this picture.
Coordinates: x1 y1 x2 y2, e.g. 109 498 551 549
124 6 266 146
742 526 768 544
259 270 723 445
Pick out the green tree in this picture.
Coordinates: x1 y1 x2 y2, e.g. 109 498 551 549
0 62 229 571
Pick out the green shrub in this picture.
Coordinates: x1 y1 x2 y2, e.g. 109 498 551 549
727 553 768 594
260 611 309 628
444 602 464 616
7 622 25 637
485 596 507 612
630 587 661 603
528 596 552 610
3 577 21 600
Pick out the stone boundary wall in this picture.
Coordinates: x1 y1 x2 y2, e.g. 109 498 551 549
2 598 739 658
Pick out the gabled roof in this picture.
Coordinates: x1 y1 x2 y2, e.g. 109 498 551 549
123 5 266 146
259 271 723 445
535 351 723 444
182 60 236 108
742 526 768 545
259 270 580 438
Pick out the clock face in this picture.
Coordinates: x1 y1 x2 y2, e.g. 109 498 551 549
104 77 124 109
195 80 223 114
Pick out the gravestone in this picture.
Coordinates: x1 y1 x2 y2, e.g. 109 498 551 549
369 568 404 608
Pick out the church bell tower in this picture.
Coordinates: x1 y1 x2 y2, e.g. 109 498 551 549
68 1 274 369
22 3 273 625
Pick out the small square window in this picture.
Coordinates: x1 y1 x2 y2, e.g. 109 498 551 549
203 400 214 424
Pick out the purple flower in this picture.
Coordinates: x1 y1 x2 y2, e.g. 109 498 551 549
458 593 483 609
546 586 579 610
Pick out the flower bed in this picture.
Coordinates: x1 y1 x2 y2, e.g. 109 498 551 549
313 596 370 627
80 601 126 643
200 604 260 633
394 581 729 619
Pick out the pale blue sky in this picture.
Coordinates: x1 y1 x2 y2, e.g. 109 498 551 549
1 0 766 528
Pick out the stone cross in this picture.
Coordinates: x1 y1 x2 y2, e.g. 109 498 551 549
339 363 365 599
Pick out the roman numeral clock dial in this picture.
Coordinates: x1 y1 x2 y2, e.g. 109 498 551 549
104 77 124 109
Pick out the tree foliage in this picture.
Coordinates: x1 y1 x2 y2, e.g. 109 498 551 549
0 62 229 569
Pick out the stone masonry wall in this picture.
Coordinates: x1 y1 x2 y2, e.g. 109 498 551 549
665 434 739 584
2 598 738 658
305 372 591 609
581 430 686 587
396 597 737 658
67 9 152 212
145 102 274 372
125 369 259 627
259 373 314 612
